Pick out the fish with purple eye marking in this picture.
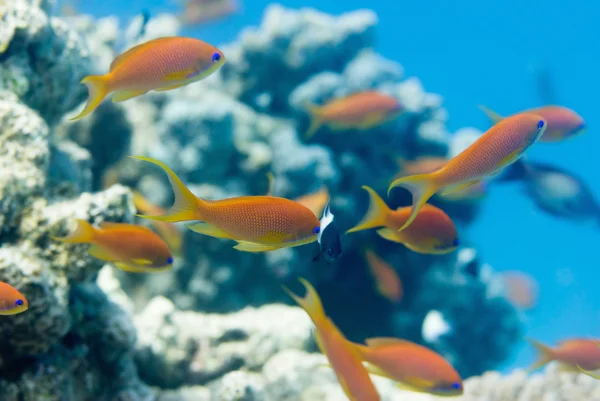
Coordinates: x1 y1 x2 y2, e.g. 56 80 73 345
70 36 226 121
0 281 28 315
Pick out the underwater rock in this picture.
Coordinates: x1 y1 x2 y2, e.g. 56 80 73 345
133 296 313 389
0 0 91 125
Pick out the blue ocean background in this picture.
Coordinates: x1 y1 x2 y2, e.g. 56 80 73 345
74 0 600 373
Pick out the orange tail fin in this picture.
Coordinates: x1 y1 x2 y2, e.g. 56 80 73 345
527 338 555 371
387 173 439 231
346 186 391 234
282 277 327 326
129 156 203 222
69 75 109 121
303 103 324 140
51 219 96 244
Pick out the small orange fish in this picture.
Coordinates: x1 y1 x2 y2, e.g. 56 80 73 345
180 0 239 26
348 337 463 396
0 281 28 315
394 157 487 202
132 191 183 256
501 271 538 310
283 278 380 401
70 37 226 121
347 186 458 254
388 113 547 231
363 248 402 303
479 105 585 143
304 91 402 139
528 338 600 372
132 156 320 252
52 219 174 273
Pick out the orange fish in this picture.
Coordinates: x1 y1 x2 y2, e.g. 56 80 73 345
394 157 487 202
180 0 239 26
479 105 585 143
70 37 226 121
304 91 402 139
363 248 402 303
132 191 183 256
131 156 320 252
501 271 538 310
52 219 174 273
528 338 600 372
347 186 458 255
0 281 28 315
294 187 330 217
283 278 380 401
388 113 547 231
347 337 463 396
577 341 600 379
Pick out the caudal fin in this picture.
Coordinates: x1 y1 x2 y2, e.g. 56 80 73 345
387 173 438 231
527 338 555 371
129 156 203 222
303 103 324 140
51 219 96 244
346 186 391 234
69 75 109 121
282 277 326 326
478 104 504 124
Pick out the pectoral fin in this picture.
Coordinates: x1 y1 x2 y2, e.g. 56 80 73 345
233 241 281 252
185 222 233 239
497 146 527 170
87 245 117 261
131 258 153 265
163 69 194 81
155 83 186 92
375 228 404 244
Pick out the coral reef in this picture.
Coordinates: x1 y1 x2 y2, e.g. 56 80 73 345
59 3 521 379
0 1 151 399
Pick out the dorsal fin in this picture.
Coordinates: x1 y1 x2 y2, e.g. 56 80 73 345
110 37 175 71
365 337 414 348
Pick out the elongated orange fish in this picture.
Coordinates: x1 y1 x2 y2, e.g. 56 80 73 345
304 91 402 139
180 0 239 26
132 156 320 252
284 278 380 401
132 191 183 255
70 37 226 121
501 271 538 310
347 337 463 397
394 157 487 202
528 338 600 372
479 105 585 143
388 113 547 231
52 219 174 273
363 248 402 303
347 186 458 254
0 282 28 315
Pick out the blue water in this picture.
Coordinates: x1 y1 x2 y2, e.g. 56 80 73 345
74 0 600 373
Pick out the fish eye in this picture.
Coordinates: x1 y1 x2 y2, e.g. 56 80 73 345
167 257 173 264
312 226 320 234
452 238 459 247
537 120 545 129
452 382 461 390
212 52 221 63
15 299 23 306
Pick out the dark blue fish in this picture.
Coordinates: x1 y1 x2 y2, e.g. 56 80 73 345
313 199 342 263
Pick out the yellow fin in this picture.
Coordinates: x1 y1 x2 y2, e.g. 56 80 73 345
69 75 109 121
365 337 414 348
478 104 505 124
395 380 431 394
358 111 386 130
375 228 404 244
387 173 439 231
164 69 194 81
282 278 326 327
527 338 555 371
346 185 391 234
440 179 481 196
129 156 203 222
577 365 600 380
52 219 97 244
112 89 148 103
87 245 116 261
131 258 152 265
155 83 186 92
497 145 527 170
114 262 171 273
363 362 394 379
303 103 324 140
185 222 232 239
233 241 281 252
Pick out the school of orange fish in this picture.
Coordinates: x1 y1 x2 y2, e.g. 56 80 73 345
1 29 597 400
